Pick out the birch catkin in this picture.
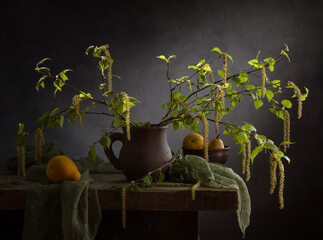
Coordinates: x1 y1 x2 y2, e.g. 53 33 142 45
277 158 285 209
269 152 277 194
102 45 113 91
245 140 251 182
121 187 127 229
199 115 209 162
242 142 246 175
287 81 302 119
222 53 227 86
16 146 26 177
261 66 266 99
72 95 83 125
120 92 131 141
283 110 290 152
191 181 201 200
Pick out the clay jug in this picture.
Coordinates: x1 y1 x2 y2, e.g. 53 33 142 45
104 125 172 180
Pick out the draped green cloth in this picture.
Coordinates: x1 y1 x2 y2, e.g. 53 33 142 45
4 142 119 240
22 168 102 240
168 155 251 238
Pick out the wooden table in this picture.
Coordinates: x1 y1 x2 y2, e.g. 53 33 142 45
0 167 238 240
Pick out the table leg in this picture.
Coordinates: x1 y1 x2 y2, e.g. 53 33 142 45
96 210 199 240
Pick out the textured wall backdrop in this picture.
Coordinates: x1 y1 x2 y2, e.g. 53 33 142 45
0 0 322 239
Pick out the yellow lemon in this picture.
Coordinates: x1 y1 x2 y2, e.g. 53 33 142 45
208 137 225 150
182 133 204 150
46 155 81 183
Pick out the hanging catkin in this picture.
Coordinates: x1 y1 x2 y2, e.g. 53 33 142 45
102 45 113 91
72 95 83 125
283 110 290 152
277 158 285 209
242 142 246 175
269 152 277 194
34 129 42 165
16 146 26 177
191 180 201 200
215 85 225 134
121 187 127 229
261 66 266 99
199 115 209 162
245 140 251 182
120 92 131 141
287 81 302 119
16 146 22 176
222 53 227 86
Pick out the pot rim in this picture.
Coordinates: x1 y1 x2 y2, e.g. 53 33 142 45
182 146 230 151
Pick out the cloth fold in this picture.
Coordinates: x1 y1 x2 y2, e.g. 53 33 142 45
168 155 251 238
22 168 102 240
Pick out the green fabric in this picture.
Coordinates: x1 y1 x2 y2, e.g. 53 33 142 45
23 168 102 240
168 155 251 238
6 141 121 175
5 142 64 173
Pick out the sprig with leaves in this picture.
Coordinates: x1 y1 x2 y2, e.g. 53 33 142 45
156 44 308 209
16 44 140 165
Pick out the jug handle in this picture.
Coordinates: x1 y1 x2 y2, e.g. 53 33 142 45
104 132 125 170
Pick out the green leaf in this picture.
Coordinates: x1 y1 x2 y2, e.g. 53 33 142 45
59 115 64 128
141 175 153 187
85 45 94 55
226 53 233 63
264 57 276 72
251 146 264 163
271 80 281 88
217 69 224 78
127 185 140 195
241 122 257 132
239 72 248 82
281 99 292 109
103 90 114 97
248 59 263 68
168 55 176 60
38 67 51 75
265 89 274 102
156 55 167 60
115 102 126 114
211 47 222 54
99 59 109 73
18 123 24 135
189 119 200 133
264 140 277 151
49 108 60 116
36 76 47 91
282 154 291 163
93 47 102 58
36 58 51 68
153 171 165 183
172 121 180 131
88 146 96 161
59 72 68 81
99 135 112 149
279 141 295 147
255 50 261 60
254 99 263 110
280 44 290 62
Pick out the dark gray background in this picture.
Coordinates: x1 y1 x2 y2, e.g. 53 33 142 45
1 0 322 239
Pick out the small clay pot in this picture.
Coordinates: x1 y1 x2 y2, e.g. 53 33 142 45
182 146 230 165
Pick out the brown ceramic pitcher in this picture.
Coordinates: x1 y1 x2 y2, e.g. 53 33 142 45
104 125 172 180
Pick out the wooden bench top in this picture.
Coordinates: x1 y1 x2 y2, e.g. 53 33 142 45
0 167 238 212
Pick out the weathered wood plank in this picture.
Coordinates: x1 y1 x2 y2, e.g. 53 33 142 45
0 167 238 211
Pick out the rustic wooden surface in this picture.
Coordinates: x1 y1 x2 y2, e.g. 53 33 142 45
0 167 238 211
